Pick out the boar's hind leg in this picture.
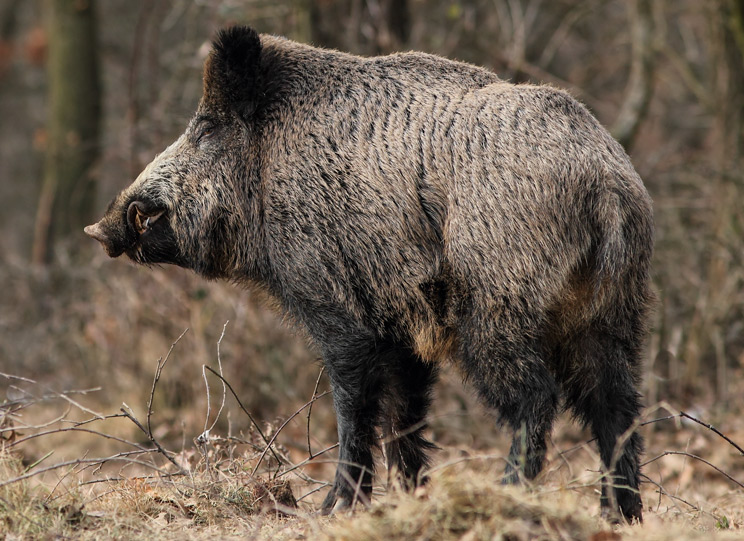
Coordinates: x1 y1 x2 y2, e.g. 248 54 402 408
461 324 559 484
320 335 391 513
560 327 645 524
381 354 439 490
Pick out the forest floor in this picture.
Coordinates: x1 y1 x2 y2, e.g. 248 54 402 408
2 366 743 540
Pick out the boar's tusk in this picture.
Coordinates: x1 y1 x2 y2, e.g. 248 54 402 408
128 201 165 235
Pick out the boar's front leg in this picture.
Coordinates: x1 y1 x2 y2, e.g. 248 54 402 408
320 334 389 513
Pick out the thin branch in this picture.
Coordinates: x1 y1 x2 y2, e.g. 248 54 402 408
2 404 72 433
147 328 189 438
297 483 332 502
202 365 283 467
0 451 171 489
253 390 331 477
640 473 705 514
120 404 183 472
679 410 744 455
78 472 186 487
276 443 339 479
641 450 744 490
306 365 325 458
0 372 37 384
8 426 149 451
72 412 129 427
201 321 229 440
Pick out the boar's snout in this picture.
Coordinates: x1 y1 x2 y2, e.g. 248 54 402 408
84 221 124 258
85 195 181 266
84 198 168 259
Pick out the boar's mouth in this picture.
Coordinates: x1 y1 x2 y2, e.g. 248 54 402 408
127 201 166 237
85 199 176 263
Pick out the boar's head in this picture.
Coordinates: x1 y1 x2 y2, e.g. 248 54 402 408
85 26 264 279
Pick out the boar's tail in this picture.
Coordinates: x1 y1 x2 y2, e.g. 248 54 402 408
593 190 626 282
592 183 653 288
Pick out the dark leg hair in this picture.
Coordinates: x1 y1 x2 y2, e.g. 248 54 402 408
320 334 390 513
381 352 439 489
559 328 645 523
458 309 560 485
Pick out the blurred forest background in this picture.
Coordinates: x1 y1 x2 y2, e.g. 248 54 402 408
0 0 743 511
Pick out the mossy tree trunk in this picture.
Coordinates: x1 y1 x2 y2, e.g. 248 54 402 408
33 0 100 265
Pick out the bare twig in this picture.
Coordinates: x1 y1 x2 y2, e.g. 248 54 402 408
200 321 229 442
8 426 148 451
640 473 708 515
679 410 744 455
306 365 325 458
120 404 183 472
641 450 744 490
554 410 738 459
71 412 129 427
0 451 172 489
202 365 283 467
78 473 186 487
277 443 339 479
2 404 72 433
0 372 36 384
253 390 331 477
297 483 332 502
147 328 189 438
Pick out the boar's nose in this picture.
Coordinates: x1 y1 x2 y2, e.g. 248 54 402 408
84 222 119 257
84 222 108 244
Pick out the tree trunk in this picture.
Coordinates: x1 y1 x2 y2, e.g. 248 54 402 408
611 0 656 151
33 0 100 265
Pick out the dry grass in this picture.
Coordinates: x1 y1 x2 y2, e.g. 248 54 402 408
2 438 743 540
2 344 744 539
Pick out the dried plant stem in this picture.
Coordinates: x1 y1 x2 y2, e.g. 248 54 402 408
147 328 189 438
0 450 171 489
642 450 744 490
252 390 331 477
203 365 283 467
306 365 325 458
201 321 229 439
277 443 339 479
679 410 744 455
8 426 147 451
120 405 182 472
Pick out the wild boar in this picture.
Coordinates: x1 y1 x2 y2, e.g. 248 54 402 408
85 26 654 522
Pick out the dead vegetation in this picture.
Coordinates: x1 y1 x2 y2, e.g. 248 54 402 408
2 321 743 540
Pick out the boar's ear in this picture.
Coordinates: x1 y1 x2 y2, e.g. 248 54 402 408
204 26 262 120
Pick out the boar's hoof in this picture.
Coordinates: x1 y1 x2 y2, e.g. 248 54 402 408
601 493 643 525
320 486 371 515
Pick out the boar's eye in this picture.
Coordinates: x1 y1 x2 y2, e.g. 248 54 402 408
196 124 216 145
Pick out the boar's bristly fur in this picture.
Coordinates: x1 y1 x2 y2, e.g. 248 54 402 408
86 26 654 523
